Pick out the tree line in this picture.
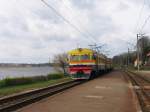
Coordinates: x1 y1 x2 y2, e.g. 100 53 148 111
113 36 150 68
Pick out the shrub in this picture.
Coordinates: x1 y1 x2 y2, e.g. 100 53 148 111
0 73 65 88
0 80 6 87
47 73 64 80
31 76 48 82
2 77 33 87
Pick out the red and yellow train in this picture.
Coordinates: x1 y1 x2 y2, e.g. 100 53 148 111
67 48 112 79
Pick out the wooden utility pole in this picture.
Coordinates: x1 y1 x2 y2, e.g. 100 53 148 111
137 34 140 71
128 48 130 67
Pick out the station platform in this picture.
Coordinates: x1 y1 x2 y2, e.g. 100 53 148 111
18 71 140 112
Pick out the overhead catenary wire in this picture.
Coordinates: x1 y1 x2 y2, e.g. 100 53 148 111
41 0 96 43
140 14 150 33
140 0 150 33
61 0 97 41
61 0 102 50
138 0 150 33
134 0 146 32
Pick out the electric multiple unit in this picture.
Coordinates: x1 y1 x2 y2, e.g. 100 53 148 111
68 48 112 79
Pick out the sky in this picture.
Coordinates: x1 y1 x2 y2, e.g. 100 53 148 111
0 0 150 63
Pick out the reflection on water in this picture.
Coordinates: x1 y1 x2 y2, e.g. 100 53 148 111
0 66 57 80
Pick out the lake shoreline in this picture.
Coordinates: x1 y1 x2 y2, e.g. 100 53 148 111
0 66 59 80
0 63 56 68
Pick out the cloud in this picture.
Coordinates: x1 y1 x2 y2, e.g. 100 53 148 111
0 0 150 63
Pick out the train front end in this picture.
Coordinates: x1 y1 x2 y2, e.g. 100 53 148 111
68 48 96 80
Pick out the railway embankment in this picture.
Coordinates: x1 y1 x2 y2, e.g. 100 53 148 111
134 70 150 80
125 70 150 112
0 73 72 97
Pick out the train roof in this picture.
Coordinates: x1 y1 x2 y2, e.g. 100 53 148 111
68 48 109 59
68 48 95 55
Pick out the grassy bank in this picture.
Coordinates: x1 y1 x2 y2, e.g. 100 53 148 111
0 74 72 97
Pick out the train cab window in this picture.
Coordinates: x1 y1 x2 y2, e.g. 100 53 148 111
92 54 96 60
81 54 90 60
70 55 80 61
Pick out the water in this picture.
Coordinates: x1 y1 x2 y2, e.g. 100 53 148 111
0 66 57 80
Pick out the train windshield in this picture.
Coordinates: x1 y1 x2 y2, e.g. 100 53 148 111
70 54 91 61
81 54 90 60
70 55 80 61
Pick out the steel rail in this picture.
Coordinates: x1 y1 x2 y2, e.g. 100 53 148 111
0 80 85 112
128 71 150 84
124 71 150 112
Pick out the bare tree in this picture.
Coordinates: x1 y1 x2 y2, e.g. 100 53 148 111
53 53 68 75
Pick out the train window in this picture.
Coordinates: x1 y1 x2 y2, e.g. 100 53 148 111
81 54 90 60
92 54 96 60
70 55 80 61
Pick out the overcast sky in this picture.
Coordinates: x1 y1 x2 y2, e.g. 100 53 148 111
0 0 150 63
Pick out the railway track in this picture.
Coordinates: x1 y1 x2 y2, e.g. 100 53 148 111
0 80 84 112
124 71 150 112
